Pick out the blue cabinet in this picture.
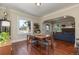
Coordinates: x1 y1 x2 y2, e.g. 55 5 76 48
54 32 75 43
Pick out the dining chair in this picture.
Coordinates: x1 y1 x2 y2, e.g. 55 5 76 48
76 39 79 55
27 35 38 47
38 35 54 54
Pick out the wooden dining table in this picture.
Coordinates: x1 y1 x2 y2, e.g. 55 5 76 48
34 34 53 54
27 34 54 54
34 34 53 46
34 34 47 40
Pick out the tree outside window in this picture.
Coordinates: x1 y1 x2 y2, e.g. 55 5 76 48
19 19 31 33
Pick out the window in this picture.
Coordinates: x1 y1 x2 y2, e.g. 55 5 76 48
46 24 50 31
53 23 62 32
19 19 31 33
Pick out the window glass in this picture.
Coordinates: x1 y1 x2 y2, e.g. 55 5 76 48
46 24 50 31
19 19 31 33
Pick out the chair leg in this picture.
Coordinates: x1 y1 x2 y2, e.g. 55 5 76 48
27 35 29 47
27 40 28 46
48 46 50 55
30 43 32 55
47 43 50 55
51 38 54 49
76 48 79 55
40 40 42 55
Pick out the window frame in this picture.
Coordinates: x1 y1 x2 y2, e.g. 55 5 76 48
18 17 32 34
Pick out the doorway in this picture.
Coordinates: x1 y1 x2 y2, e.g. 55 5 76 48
42 16 75 54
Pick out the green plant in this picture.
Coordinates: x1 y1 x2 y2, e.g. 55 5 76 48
0 32 9 43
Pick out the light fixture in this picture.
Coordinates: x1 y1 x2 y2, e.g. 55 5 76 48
3 8 8 20
4 11 7 16
35 3 41 6
63 16 67 18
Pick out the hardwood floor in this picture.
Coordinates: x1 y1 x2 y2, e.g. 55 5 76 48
12 39 76 55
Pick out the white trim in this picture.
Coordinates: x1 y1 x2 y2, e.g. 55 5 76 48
11 38 27 43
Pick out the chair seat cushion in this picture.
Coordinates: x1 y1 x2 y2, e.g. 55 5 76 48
39 40 49 46
32 40 37 43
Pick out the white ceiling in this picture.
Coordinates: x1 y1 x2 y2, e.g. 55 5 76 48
0 3 77 17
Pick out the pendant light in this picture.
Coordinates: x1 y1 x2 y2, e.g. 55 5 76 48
35 3 41 6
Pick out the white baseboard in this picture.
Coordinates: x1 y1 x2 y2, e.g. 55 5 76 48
11 38 27 43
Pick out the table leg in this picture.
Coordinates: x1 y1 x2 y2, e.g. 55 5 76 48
40 39 42 55
76 47 79 55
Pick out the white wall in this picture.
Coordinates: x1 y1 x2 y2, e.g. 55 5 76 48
40 4 79 47
0 7 40 43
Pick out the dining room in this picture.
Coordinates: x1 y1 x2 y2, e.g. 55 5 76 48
0 3 79 55
12 18 76 55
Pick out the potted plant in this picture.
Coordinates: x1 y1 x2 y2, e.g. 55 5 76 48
0 32 9 44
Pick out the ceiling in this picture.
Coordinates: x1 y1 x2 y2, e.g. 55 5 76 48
0 3 77 17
